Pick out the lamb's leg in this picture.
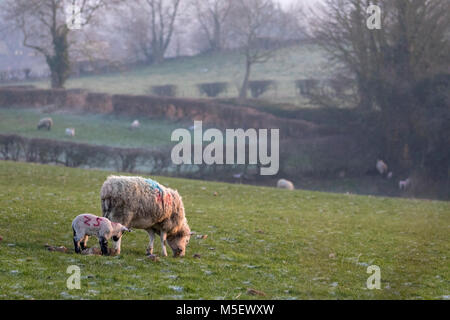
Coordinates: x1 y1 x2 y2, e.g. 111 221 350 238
73 229 82 254
160 231 168 257
73 237 81 254
99 236 109 256
146 229 155 255
112 236 122 255
80 235 89 250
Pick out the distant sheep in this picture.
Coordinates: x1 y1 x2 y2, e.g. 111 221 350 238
130 120 140 130
376 159 388 175
277 179 294 190
399 178 411 190
37 117 53 131
72 213 131 255
65 128 75 137
100 176 191 257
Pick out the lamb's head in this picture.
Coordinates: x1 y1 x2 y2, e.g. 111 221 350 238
167 221 190 257
111 222 132 241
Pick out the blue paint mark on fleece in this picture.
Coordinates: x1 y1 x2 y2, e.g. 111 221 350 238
144 178 164 195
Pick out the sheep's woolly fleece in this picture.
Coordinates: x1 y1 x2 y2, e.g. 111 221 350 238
100 176 188 238
277 179 294 190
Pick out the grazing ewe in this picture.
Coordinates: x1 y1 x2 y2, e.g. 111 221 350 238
72 213 131 255
37 117 53 131
100 176 191 257
277 179 294 190
399 178 412 190
376 159 388 175
130 120 140 130
65 128 75 137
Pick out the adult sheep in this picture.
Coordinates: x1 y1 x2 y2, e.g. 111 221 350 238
100 176 191 257
376 159 388 175
37 117 53 131
130 120 140 130
277 179 294 190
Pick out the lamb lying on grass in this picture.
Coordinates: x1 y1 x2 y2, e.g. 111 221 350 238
101 176 191 257
72 213 131 255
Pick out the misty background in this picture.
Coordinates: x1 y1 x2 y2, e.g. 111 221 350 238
0 0 448 200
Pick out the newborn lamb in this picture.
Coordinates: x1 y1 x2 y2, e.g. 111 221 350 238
72 213 131 255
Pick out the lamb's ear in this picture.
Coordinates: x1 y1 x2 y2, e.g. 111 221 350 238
122 226 132 233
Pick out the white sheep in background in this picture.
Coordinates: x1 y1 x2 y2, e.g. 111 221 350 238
72 213 131 255
37 117 53 131
233 173 243 179
130 120 140 130
100 176 191 257
376 159 388 175
399 178 412 190
65 128 75 137
277 179 295 190
387 172 393 179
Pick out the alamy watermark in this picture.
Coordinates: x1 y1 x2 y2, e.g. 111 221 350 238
171 121 279 176
66 265 81 289
366 5 382 30
366 265 381 290
65 1 83 30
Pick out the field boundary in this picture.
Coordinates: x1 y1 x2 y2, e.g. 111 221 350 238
0 87 331 138
0 134 265 179
0 133 171 174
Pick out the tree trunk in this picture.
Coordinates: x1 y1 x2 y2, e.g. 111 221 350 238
212 17 222 52
239 60 252 100
47 28 70 89
152 46 165 65
50 68 63 89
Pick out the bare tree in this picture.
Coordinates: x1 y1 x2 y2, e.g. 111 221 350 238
1 0 111 88
311 0 450 173
121 0 181 64
230 0 292 100
311 0 449 109
147 0 181 64
191 0 234 52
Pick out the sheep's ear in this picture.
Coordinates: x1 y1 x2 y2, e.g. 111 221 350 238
122 226 132 233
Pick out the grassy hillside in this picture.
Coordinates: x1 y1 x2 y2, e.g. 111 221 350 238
6 45 328 105
0 161 448 300
0 107 181 148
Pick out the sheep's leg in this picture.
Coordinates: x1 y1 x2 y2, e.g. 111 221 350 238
73 237 82 254
80 235 89 250
99 236 109 256
146 229 155 255
112 236 122 255
109 211 133 255
160 231 168 257
73 229 82 254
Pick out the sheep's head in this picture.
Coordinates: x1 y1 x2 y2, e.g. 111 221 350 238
167 223 191 257
111 223 132 241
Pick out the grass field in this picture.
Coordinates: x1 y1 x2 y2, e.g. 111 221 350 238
0 161 448 300
5 45 328 105
0 107 181 148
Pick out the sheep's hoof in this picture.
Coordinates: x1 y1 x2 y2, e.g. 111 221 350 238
147 254 160 262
